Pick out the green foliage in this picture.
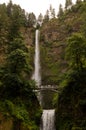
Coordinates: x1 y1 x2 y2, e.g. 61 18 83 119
8 49 28 69
54 2 86 130
49 4 56 19
56 68 86 129
43 10 49 23
65 0 72 9
0 4 9 47
8 38 28 52
27 13 36 27
0 99 41 130
66 33 86 71
0 100 29 122
5 100 29 122
40 42 63 85
0 2 41 130
58 4 64 18
7 0 27 27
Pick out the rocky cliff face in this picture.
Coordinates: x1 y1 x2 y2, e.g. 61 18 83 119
40 19 67 85
21 27 35 46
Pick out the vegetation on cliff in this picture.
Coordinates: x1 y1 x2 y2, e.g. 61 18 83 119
55 32 86 130
0 1 41 130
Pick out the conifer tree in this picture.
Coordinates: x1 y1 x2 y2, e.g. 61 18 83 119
76 0 82 3
7 0 13 17
37 13 43 25
51 8 56 18
49 4 56 18
27 12 36 27
58 4 64 18
43 10 49 23
65 0 72 9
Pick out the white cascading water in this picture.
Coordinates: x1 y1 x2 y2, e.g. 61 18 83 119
32 30 55 130
32 29 41 86
40 110 55 130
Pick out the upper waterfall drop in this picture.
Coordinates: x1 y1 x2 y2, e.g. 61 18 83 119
32 30 41 86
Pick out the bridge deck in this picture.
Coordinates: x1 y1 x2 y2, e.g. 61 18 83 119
34 85 61 92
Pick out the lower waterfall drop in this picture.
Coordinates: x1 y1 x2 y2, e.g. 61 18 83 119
40 109 55 130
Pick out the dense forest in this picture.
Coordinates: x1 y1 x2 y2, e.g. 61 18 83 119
0 1 42 130
0 0 86 130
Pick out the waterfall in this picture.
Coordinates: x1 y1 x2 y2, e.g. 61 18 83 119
32 30 56 130
40 109 55 130
32 30 41 86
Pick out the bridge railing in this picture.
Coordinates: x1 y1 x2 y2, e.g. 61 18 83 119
33 85 62 92
39 85 58 89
